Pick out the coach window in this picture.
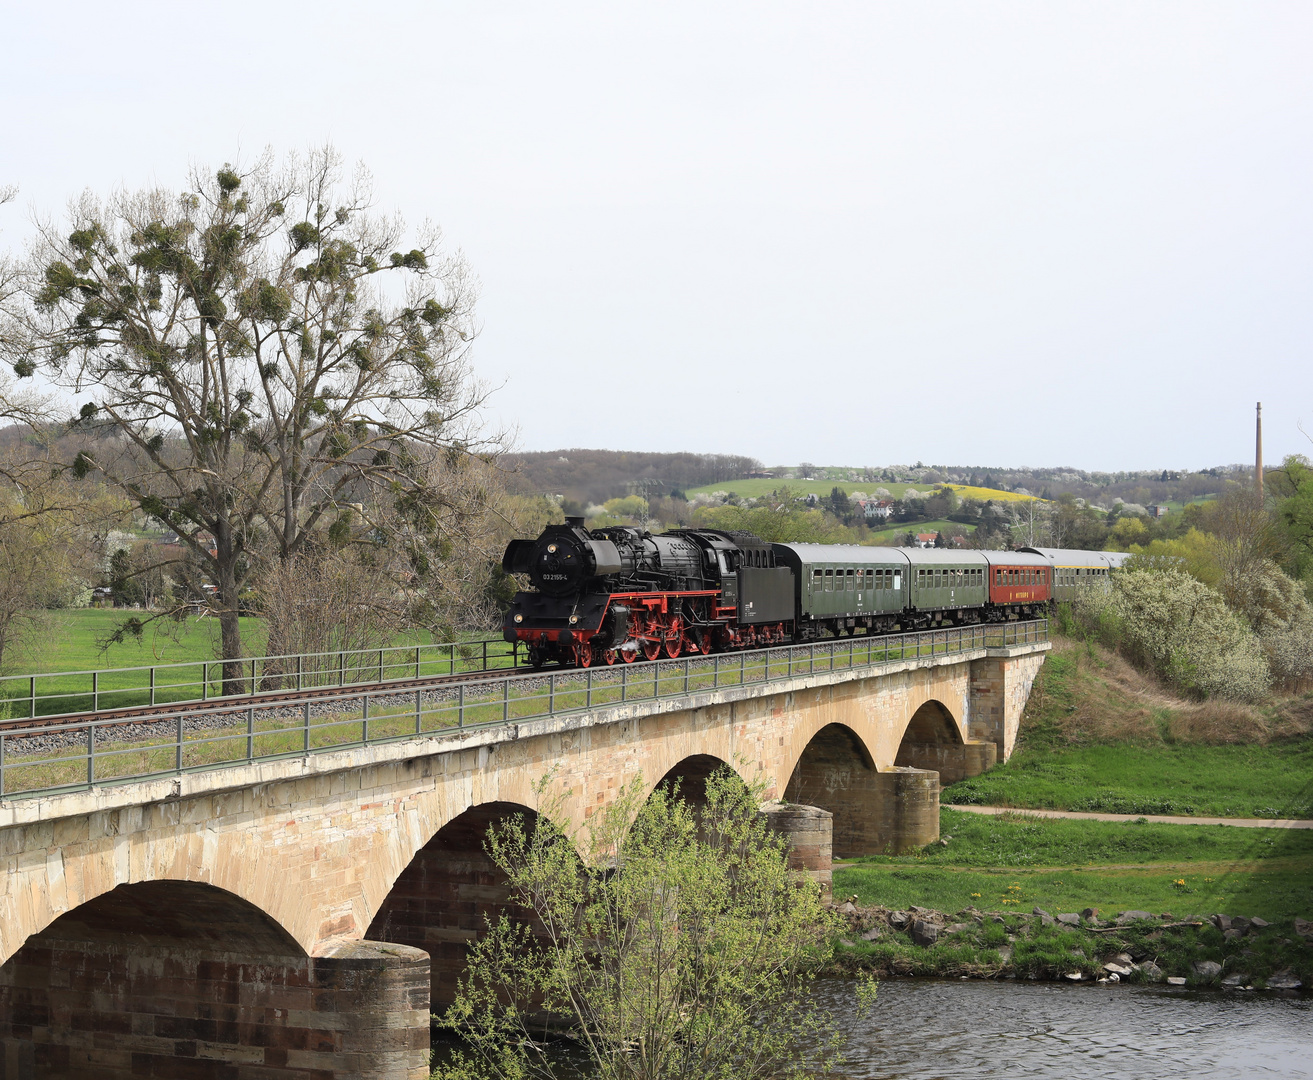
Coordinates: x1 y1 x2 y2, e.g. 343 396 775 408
846 569 854 591
824 569 833 591
812 569 822 592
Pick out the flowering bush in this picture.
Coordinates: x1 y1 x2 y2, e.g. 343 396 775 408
1075 569 1270 702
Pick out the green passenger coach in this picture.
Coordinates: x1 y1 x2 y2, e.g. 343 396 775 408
771 544 909 638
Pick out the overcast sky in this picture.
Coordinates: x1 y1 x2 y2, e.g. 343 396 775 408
3 2 1310 472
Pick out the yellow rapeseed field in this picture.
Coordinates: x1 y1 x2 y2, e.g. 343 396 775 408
943 484 1045 503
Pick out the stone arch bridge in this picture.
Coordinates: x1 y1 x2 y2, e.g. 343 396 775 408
0 635 1047 1079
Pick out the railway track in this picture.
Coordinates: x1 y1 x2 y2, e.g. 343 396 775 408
0 664 543 735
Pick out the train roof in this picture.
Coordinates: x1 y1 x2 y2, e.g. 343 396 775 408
1020 547 1123 568
979 550 1050 567
901 548 989 566
771 543 911 565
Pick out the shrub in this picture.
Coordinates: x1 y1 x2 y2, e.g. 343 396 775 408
1075 569 1270 702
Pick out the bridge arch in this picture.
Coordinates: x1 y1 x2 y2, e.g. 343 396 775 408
367 800 573 1015
0 880 432 1076
783 722 884 858
896 698 985 785
650 753 751 808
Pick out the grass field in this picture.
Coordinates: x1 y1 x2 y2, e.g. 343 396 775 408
686 478 920 499
940 639 1313 819
6 608 268 674
835 807 1313 920
683 477 1033 504
0 608 503 718
864 519 978 544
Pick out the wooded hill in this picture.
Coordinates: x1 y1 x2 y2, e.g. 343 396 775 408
501 450 761 507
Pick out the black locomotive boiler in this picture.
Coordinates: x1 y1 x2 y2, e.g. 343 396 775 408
501 517 794 667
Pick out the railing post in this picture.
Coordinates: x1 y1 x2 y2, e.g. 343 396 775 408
149 667 155 707
483 640 489 672
503 678 509 724
378 649 384 683
586 668 592 710
415 688 422 734
683 658 689 695
87 723 95 786
247 707 254 761
92 671 98 714
339 651 345 687
459 683 465 728
297 655 303 692
548 673 555 715
622 663 628 702
0 732 5 796
303 701 310 753
176 712 183 772
363 694 370 744
416 646 421 679
29 675 35 719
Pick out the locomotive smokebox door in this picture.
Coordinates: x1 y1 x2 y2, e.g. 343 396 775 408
738 567 794 624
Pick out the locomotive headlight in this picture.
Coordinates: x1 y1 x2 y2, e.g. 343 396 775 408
569 615 578 624
514 614 523 623
547 544 557 553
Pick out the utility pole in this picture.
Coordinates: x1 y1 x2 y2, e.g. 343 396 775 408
1256 402 1264 504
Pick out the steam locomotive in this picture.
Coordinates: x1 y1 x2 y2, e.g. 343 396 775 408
501 517 1124 668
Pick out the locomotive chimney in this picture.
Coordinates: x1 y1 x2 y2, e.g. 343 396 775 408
1256 401 1264 504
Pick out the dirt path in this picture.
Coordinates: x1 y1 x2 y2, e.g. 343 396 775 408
943 804 1313 829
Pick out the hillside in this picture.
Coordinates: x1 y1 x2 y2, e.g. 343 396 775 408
499 446 1246 510
501 449 760 506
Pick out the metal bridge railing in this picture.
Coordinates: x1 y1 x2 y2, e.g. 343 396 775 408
0 620 1048 803
0 636 522 722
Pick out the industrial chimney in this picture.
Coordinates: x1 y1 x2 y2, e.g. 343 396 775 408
1256 402 1264 503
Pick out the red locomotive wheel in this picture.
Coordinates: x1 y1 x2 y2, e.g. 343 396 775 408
664 618 684 659
602 647 617 665
620 644 638 663
641 638 662 661
575 643 593 668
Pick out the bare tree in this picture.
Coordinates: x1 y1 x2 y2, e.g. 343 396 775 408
1008 497 1046 548
2 148 502 688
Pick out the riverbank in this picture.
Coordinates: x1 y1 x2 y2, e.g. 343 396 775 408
825 901 1310 989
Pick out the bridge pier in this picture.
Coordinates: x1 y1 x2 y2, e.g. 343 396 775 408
969 647 1048 761
894 700 998 785
783 723 942 856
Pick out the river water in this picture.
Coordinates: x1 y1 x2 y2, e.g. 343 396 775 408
816 978 1312 1079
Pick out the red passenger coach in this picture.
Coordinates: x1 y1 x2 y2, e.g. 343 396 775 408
982 551 1051 620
